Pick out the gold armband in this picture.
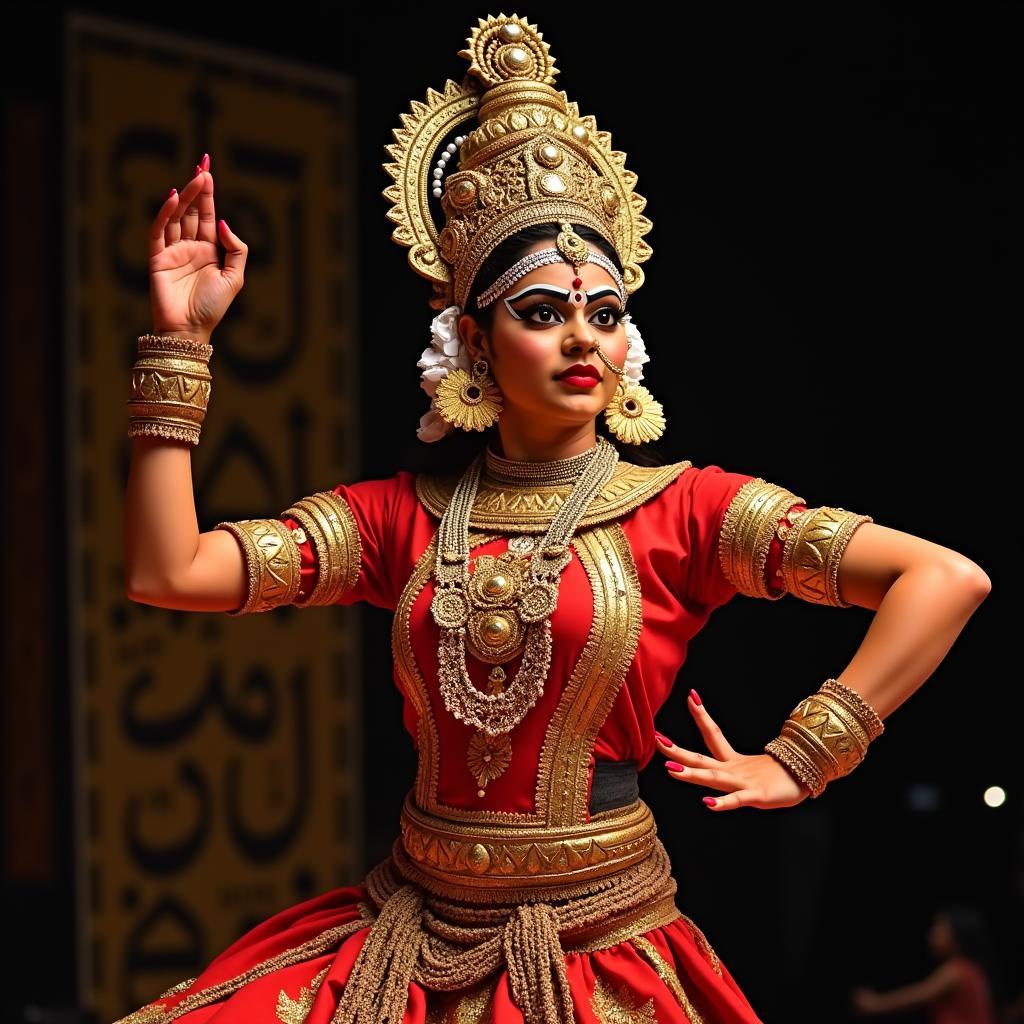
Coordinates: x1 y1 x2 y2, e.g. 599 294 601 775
764 677 885 798
213 519 303 615
127 334 213 446
280 491 362 606
719 478 805 600
779 506 873 607
719 477 873 606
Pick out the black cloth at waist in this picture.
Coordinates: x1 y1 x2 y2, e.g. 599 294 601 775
588 759 639 815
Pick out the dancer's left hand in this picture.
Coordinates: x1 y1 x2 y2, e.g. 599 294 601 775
655 689 810 811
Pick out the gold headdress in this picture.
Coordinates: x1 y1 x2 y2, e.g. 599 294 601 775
383 13 653 311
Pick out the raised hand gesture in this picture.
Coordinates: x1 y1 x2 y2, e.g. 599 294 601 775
148 153 248 344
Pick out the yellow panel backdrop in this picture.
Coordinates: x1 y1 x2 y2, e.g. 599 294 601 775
65 15 361 1021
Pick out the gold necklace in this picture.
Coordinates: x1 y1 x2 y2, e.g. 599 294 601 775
431 438 619 797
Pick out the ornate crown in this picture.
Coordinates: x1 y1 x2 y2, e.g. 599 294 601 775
383 14 653 311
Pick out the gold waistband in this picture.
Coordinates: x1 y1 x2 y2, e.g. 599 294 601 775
398 791 657 901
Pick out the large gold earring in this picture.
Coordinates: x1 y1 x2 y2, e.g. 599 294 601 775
433 358 503 431
603 376 666 444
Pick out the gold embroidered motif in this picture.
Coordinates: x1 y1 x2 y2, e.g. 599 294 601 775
779 505 874 607
113 905 375 1023
590 972 657 1024
281 490 363 606
630 934 706 1024
214 518 304 615
424 976 498 1024
679 913 722 977
275 964 330 1024
415 459 693 532
392 521 643 828
718 478 805 600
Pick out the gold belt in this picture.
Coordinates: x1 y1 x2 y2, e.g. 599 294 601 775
398 790 658 900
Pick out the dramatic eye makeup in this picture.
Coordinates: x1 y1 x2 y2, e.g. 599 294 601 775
503 283 625 325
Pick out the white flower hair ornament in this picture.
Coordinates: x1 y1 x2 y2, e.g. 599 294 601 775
415 305 659 443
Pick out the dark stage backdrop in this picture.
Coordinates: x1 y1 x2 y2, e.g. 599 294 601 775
3 6 1017 1023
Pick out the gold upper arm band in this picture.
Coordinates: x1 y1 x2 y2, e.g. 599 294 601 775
214 491 362 615
718 478 873 606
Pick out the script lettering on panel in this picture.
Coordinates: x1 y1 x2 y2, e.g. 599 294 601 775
66 14 360 1021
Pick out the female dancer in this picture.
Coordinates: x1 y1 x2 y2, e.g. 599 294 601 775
121 15 991 1024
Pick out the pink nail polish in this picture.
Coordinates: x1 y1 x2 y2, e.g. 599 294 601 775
194 164 202 178
168 187 177 197
665 761 684 772
655 731 672 746
703 796 717 807
690 688 702 706
201 153 210 171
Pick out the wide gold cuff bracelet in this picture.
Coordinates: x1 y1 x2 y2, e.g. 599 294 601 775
127 334 213 446
719 478 806 600
213 518 303 615
280 491 362 606
779 506 874 607
397 791 657 902
764 677 885 798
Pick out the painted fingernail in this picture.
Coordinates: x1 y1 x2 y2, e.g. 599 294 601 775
690 688 702 706
655 731 673 746
194 164 202 178
201 153 210 171
665 761 685 772
168 187 177 198
703 796 717 807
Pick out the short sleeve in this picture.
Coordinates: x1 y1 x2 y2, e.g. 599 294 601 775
683 465 808 610
214 473 410 615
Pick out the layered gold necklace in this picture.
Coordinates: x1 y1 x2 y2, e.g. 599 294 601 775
430 437 619 797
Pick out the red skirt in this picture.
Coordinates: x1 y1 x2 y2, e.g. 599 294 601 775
114 878 764 1023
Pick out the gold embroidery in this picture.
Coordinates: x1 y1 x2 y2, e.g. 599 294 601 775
424 976 498 1024
158 977 197 998
281 490 363 606
590 972 657 1024
392 521 643 828
779 505 873 607
415 459 693 532
113 905 375 1024
275 964 330 1024
718 478 805 600
214 518 304 615
679 914 722 977
630 934 706 1024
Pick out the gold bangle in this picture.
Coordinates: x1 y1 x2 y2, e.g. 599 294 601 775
779 506 874 607
127 334 213 446
719 478 806 600
764 677 885 798
214 519 303 615
280 492 362 606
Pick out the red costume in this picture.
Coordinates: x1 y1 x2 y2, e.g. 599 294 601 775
117 453 814 1024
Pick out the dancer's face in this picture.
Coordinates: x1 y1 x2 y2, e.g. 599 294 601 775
460 240 628 428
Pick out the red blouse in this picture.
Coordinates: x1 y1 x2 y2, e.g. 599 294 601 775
279 464 806 819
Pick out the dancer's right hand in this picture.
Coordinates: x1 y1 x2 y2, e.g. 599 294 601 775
148 154 248 344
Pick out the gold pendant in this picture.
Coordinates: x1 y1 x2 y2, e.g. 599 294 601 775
468 666 513 797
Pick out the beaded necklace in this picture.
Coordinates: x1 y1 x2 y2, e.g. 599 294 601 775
430 437 619 797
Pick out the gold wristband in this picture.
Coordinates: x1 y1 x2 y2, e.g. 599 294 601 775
779 506 874 607
127 334 213 446
764 677 885 798
719 478 806 600
280 491 362 606
213 518 303 615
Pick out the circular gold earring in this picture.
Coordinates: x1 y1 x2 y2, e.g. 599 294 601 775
604 377 666 444
433 358 503 431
